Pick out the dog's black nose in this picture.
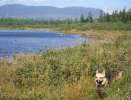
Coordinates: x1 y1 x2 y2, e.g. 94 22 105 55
96 80 103 84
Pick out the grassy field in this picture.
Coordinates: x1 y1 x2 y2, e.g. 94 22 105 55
0 22 131 100
0 21 131 31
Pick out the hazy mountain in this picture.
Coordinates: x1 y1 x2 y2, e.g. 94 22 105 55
0 4 104 20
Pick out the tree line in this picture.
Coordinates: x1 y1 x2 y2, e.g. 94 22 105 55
98 9 131 22
0 9 131 25
79 9 131 23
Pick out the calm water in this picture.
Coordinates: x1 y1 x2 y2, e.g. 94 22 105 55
0 30 88 57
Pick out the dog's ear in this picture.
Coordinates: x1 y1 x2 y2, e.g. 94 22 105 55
96 70 99 74
102 70 106 76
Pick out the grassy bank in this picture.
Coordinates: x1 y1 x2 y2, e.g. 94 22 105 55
0 21 131 31
0 30 131 99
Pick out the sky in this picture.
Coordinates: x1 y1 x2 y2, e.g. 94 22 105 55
0 0 131 13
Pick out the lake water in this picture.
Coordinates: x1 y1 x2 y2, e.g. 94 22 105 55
0 30 88 57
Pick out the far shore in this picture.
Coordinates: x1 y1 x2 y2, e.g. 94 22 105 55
0 25 127 40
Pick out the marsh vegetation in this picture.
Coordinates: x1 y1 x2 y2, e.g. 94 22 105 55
0 9 131 100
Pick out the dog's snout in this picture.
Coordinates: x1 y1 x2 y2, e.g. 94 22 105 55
96 80 103 84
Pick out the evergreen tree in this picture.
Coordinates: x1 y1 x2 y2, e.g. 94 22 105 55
80 14 85 23
88 11 93 23
89 16 93 23
84 17 89 22
128 9 131 20
105 13 110 22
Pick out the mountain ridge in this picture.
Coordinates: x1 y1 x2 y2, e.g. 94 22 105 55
0 4 104 20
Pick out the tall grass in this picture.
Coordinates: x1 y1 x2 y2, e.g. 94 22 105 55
0 32 130 99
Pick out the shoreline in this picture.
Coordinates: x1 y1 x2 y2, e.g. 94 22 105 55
0 27 107 43
0 29 91 61
0 26 127 39
0 27 129 60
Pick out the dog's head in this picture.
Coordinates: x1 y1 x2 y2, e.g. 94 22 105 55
95 70 108 87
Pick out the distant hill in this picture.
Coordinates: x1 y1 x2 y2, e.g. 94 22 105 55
0 4 104 20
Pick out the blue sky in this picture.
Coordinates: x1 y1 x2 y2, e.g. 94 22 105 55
0 0 131 12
